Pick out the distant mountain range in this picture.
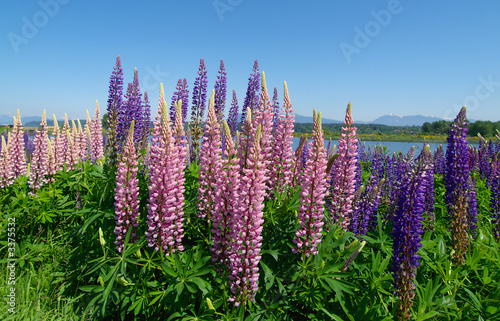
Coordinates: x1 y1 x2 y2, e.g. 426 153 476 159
293 113 445 127
0 113 451 128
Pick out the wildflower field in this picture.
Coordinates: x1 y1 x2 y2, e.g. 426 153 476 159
1 57 499 320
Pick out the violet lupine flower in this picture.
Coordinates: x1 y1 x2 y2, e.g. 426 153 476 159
329 103 358 230
9 110 27 178
114 121 140 253
189 58 209 163
198 91 223 221
170 79 185 121
131 68 144 147
227 89 239 136
237 108 254 171
388 147 416 220
271 87 280 132
269 82 295 194
293 110 328 260
491 155 500 241
28 111 49 195
229 124 266 306
433 145 445 176
240 60 260 124
352 179 385 236
0 136 14 188
212 120 240 271
290 136 308 187
146 91 186 255
392 145 431 321
444 106 470 264
25 130 35 163
105 55 124 167
141 91 151 151
214 60 227 121
90 101 105 161
421 150 435 232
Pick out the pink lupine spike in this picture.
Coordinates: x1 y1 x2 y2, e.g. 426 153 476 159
114 120 140 253
270 81 295 194
90 100 104 161
28 110 49 195
293 110 328 259
0 135 14 188
229 124 266 305
329 103 358 230
65 130 79 170
77 119 87 160
9 110 27 178
238 107 253 170
212 120 240 272
198 91 223 221
146 98 186 255
47 139 56 183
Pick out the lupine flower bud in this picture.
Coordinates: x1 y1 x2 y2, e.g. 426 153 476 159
9 110 27 178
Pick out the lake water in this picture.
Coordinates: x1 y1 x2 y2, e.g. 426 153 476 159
291 137 480 156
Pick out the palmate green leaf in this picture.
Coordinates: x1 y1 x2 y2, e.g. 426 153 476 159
260 261 275 290
188 276 210 296
162 261 178 278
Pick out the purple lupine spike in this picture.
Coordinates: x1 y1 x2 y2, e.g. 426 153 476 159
227 89 239 136
478 137 491 183
271 87 280 132
353 179 385 236
293 110 328 260
422 149 435 232
90 100 105 161
146 94 186 255
189 58 209 163
198 91 222 221
25 130 35 163
142 91 151 150
240 60 260 124
329 103 358 230
229 124 266 306
444 106 470 264
114 121 140 253
237 108 254 171
131 68 144 147
0 135 14 188
388 147 416 220
214 60 227 121
9 110 27 178
269 82 295 194
491 155 500 241
392 144 431 320
212 120 240 272
181 78 189 122
290 135 308 187
28 110 49 195
105 55 124 167
170 79 184 121
433 145 445 175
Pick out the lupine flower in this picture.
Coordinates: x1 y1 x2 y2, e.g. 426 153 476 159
170 79 185 121
491 155 500 241
47 139 56 183
189 58 208 163
65 130 79 171
114 121 140 253
90 100 105 161
433 145 445 175
271 87 280 132
229 124 266 306
388 147 416 220
240 60 260 124
141 91 151 151
28 111 49 195
0 135 14 188
293 110 328 260
212 120 240 272
214 59 227 121
51 114 64 171
25 130 35 163
467 176 478 238
352 179 385 236
291 135 308 186
77 119 87 161
269 81 295 194
392 144 431 321
105 55 124 167
237 108 254 171
227 89 239 136
444 106 470 264
329 103 358 230
198 91 222 221
146 89 186 255
8 110 27 178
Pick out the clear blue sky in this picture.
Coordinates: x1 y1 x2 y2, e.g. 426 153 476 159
2 0 500 123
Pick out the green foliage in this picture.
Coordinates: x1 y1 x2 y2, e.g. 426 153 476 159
1 159 499 320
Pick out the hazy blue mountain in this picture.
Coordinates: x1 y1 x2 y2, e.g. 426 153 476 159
0 115 45 125
370 114 444 126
